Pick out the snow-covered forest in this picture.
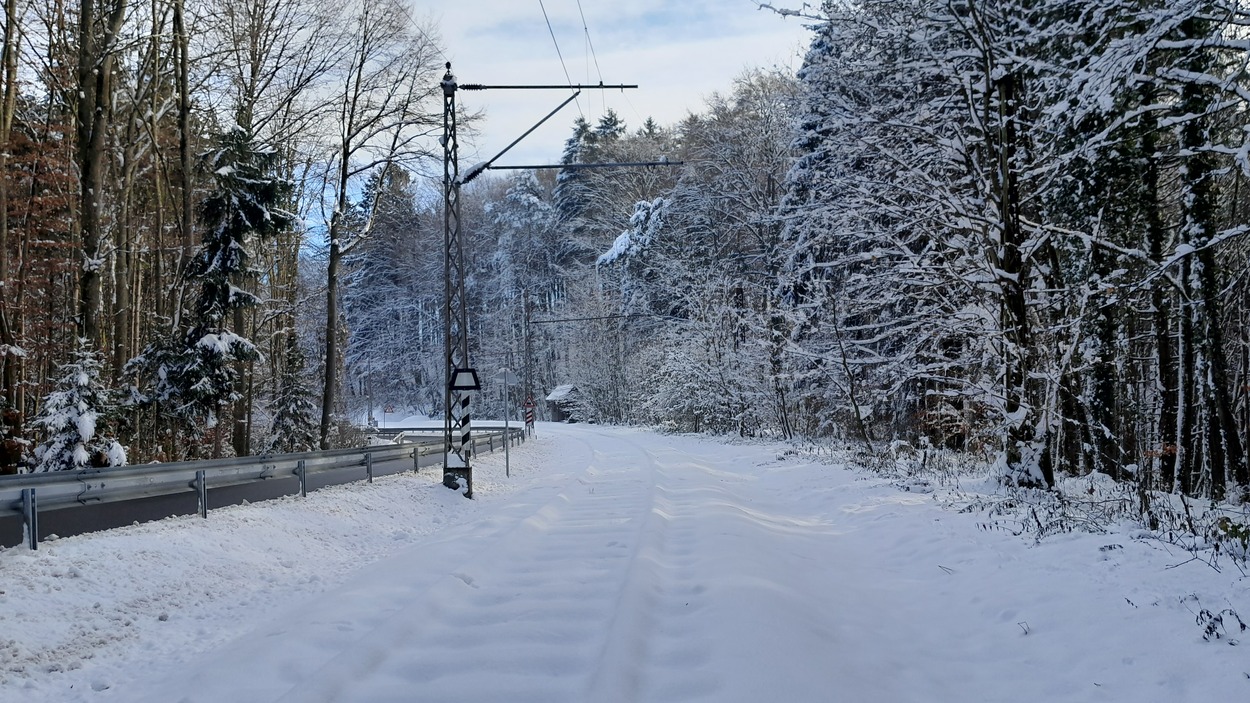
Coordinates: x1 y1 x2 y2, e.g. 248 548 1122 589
0 0 1248 510
773 0 1250 502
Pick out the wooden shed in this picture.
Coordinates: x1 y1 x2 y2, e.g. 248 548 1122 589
545 384 582 423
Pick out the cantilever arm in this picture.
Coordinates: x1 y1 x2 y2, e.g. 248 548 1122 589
461 91 582 184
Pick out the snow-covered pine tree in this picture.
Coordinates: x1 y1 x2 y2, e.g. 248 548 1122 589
777 0 943 443
130 127 292 456
553 117 594 229
266 333 318 453
552 111 635 254
33 339 126 472
1037 0 1250 499
647 69 797 436
185 128 292 449
772 0 1250 500
478 171 570 411
776 0 1066 483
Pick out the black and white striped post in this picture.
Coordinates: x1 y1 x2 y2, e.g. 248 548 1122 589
444 368 480 497
523 396 536 437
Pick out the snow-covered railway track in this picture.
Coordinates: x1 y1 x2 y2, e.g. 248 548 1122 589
133 428 685 702
10 424 1250 702
9 425 870 703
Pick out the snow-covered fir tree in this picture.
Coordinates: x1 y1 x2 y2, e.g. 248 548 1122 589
128 127 292 456
33 340 126 472
266 333 319 453
341 166 444 419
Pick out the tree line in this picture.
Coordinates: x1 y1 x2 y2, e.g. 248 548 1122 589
5 0 1247 507
0 0 442 470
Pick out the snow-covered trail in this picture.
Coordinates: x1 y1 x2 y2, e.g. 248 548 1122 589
4 424 1247 702
135 425 854 702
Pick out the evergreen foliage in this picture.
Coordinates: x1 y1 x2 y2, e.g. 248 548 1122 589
128 128 293 447
33 340 126 472
266 333 319 453
769 0 1250 499
183 127 292 417
341 166 443 418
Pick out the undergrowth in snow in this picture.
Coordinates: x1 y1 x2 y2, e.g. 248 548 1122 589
787 438 1250 575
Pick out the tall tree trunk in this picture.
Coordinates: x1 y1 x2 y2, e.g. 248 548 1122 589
76 0 127 348
0 0 21 422
1089 244 1121 479
1142 98 1178 492
173 0 192 319
113 116 140 379
1178 282 1197 496
319 156 350 449
1173 19 1245 499
1196 248 1249 498
992 68 1049 487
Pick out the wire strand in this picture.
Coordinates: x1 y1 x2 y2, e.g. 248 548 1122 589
575 0 605 114
537 0 583 118
391 0 450 65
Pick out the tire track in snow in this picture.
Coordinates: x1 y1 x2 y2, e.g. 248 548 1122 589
581 439 666 703
631 446 741 702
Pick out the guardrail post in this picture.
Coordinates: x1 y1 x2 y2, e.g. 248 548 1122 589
297 460 307 498
195 470 208 518
412 448 420 473
366 452 373 484
22 488 38 550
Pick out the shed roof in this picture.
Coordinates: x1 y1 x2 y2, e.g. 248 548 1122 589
545 384 577 402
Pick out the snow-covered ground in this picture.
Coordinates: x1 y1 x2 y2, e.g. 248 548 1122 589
1 424 1247 701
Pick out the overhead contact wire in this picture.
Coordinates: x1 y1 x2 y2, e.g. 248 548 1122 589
575 0 605 113
537 0 583 117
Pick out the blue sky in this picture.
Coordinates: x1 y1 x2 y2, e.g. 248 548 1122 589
419 0 813 166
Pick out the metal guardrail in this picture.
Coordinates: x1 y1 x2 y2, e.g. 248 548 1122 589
0 427 526 550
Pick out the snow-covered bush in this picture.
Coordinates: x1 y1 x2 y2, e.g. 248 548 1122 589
265 334 318 453
33 341 126 472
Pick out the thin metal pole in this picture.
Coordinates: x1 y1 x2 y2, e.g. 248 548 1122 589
22 488 37 550
504 374 511 478
297 460 307 497
366 452 373 483
523 292 533 429
488 161 681 171
460 83 637 90
196 470 208 518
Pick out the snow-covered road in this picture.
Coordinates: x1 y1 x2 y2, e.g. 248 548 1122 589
3 424 1247 701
